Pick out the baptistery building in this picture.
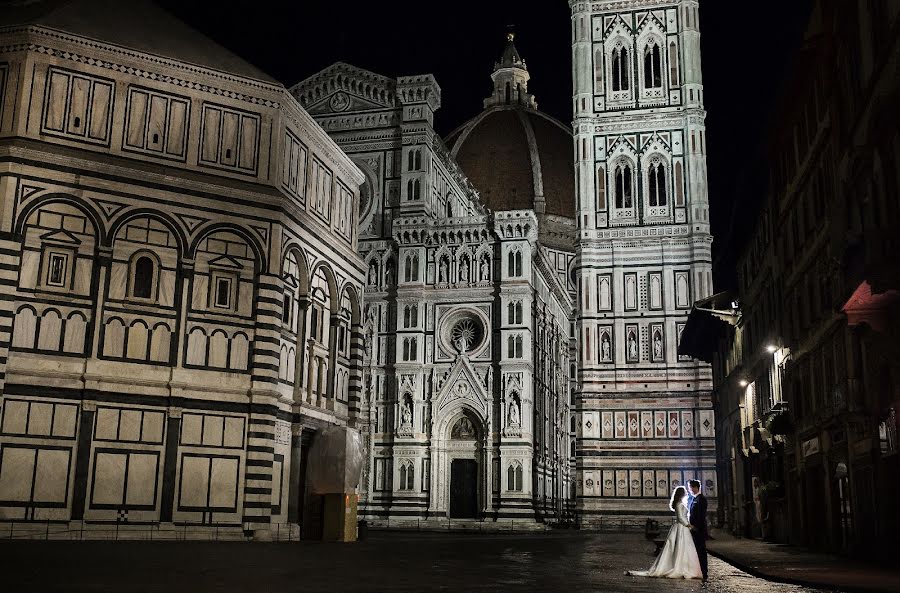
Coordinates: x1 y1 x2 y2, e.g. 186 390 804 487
0 0 366 538
291 34 577 525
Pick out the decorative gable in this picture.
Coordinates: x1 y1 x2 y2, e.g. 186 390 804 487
433 356 490 420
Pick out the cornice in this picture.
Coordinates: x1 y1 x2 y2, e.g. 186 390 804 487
0 26 282 106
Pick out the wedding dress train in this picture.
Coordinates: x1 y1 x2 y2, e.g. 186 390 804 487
627 503 703 579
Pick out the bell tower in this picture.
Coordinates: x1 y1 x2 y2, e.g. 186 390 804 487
569 0 716 527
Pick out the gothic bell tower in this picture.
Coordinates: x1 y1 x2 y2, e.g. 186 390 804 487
569 0 716 526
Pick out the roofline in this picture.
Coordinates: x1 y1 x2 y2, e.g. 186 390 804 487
0 24 283 89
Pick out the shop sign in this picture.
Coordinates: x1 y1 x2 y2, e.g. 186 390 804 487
802 436 821 458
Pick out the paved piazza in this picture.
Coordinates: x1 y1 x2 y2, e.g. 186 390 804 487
1 532 841 593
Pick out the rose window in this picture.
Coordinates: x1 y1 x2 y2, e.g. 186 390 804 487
450 318 483 353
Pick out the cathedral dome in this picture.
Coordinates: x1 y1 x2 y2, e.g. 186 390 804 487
445 33 575 220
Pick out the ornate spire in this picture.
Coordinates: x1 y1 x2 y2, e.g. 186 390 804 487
496 29 526 71
484 29 537 110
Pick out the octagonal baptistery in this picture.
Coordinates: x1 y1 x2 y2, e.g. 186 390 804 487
445 33 576 249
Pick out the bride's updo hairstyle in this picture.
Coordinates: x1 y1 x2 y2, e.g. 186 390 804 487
669 486 687 511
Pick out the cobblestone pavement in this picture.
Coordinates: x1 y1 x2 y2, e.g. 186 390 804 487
0 532 846 593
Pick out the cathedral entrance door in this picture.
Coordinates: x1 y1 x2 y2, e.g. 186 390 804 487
449 459 478 518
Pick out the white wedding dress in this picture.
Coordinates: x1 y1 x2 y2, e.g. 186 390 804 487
627 502 703 579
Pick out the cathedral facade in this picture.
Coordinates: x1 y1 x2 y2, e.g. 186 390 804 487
0 0 366 538
570 0 717 526
292 36 577 525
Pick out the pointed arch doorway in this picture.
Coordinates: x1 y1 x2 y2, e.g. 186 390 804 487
448 414 480 518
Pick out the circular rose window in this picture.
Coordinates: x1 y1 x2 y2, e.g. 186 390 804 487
451 318 483 353
441 309 488 355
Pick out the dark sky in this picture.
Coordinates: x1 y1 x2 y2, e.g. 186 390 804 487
157 0 813 289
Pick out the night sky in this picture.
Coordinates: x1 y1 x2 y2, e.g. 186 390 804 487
157 0 813 289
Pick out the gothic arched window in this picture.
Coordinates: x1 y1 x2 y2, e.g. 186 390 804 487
644 43 662 88
648 160 668 207
611 46 629 91
132 255 156 299
614 164 633 209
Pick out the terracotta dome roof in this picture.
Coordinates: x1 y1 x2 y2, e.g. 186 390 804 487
446 106 575 219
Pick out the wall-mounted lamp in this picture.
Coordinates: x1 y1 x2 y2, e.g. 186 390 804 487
739 379 749 387
765 344 778 354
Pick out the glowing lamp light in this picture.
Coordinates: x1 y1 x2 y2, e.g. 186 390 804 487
765 344 778 353
739 380 749 388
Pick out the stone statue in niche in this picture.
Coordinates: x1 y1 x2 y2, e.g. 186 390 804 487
367 261 378 286
653 332 663 360
601 332 611 361
459 257 469 283
385 261 394 286
401 400 412 427
451 416 476 439
480 256 490 281
628 333 638 360
508 398 520 428
439 258 449 283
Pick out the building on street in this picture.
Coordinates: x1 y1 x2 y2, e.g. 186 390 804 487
680 0 900 557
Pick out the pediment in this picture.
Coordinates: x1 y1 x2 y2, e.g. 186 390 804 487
40 229 81 245
292 62 397 114
208 255 243 270
434 356 489 420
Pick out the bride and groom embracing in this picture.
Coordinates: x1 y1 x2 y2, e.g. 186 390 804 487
627 479 709 581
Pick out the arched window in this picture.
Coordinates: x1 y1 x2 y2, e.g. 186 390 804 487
644 43 662 88
611 46 629 91
614 164 633 209
648 160 668 207
507 336 515 359
414 150 422 171
507 465 516 491
515 252 523 276
508 252 515 277
413 179 421 200
508 302 516 324
411 255 419 282
407 151 414 172
668 42 679 86
594 48 604 90
446 199 453 218
597 167 606 210
406 180 413 201
132 256 155 299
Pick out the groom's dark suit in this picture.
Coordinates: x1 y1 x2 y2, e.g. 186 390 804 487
689 492 709 579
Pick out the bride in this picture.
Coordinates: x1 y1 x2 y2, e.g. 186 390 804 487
626 486 703 579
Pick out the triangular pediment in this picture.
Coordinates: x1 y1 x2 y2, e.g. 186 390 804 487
434 356 489 420
290 62 398 114
208 255 243 270
40 229 81 245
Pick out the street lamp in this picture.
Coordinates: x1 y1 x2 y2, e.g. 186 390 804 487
739 379 749 387
765 344 777 354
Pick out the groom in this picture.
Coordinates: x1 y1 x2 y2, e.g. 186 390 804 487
688 479 709 580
